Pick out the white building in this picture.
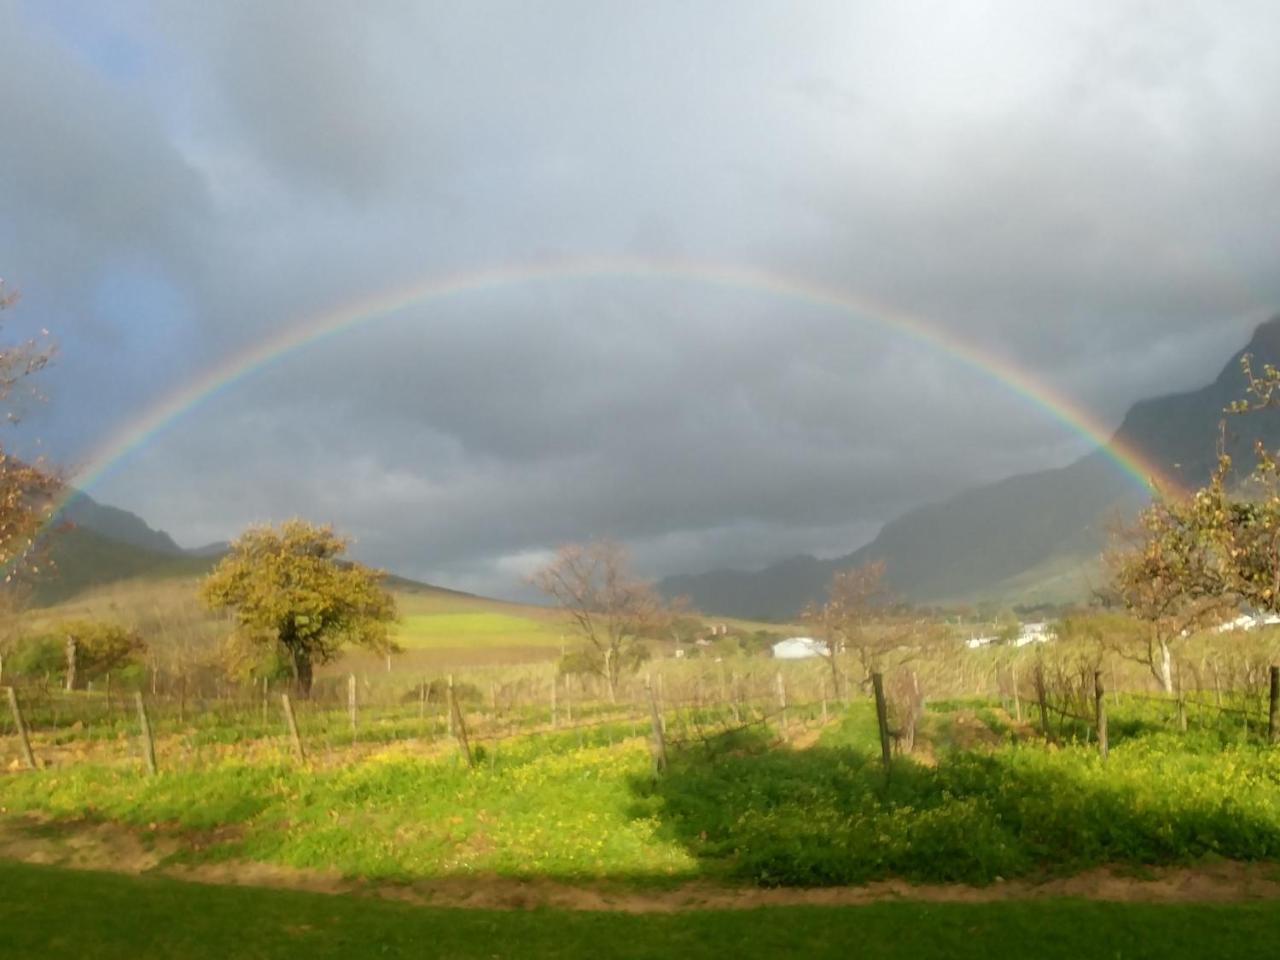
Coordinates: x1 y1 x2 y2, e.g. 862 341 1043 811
771 637 830 660
1015 622 1054 647
1214 613 1280 634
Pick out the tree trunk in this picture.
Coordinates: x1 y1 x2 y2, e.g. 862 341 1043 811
1157 637 1173 695
288 645 314 698
604 648 618 704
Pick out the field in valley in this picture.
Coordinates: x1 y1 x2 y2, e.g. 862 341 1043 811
5 572 1280 956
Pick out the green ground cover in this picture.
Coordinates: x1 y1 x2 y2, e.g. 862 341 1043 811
3 701 1280 889
3 861 1280 960
394 611 564 649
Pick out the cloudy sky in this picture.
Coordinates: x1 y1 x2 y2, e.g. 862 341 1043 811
2 0 1277 597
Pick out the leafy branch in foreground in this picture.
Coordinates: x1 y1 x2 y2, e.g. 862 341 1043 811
0 280 60 584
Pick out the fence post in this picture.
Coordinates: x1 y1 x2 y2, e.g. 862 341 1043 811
419 677 427 722
447 675 474 768
348 673 358 735
1094 670 1108 761
775 671 788 741
5 686 36 770
1034 663 1051 741
550 676 558 728
1175 662 1187 733
135 692 157 776
281 693 305 762
1011 664 1022 723
730 672 741 724
64 636 77 692
646 677 668 775
1269 665 1279 746
871 672 892 775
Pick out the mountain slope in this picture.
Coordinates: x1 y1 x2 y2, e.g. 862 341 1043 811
660 317 1280 618
30 526 217 606
58 492 186 555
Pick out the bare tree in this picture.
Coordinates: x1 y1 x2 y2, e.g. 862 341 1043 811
530 540 666 702
805 561 945 699
1102 499 1233 693
805 561 889 699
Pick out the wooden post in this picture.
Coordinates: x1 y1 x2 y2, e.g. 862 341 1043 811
446 676 456 736
261 676 268 726
775 671 788 741
1175 661 1187 733
5 687 36 770
1094 670 1108 761
447 675 473 768
347 673 358 735
1011 664 1022 723
1268 665 1279 746
550 676 558 728
135 692 157 776
419 677 427 722
64 636 77 692
821 694 828 725
871 672 892 775
105 672 113 717
646 678 667 775
730 672 741 724
281 693 305 762
1034 663 1051 741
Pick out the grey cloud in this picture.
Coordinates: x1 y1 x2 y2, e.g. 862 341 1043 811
5 1 1278 597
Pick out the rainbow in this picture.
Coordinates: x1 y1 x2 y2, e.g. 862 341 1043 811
62 255 1175 518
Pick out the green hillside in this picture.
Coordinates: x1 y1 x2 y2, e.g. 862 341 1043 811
27 527 217 606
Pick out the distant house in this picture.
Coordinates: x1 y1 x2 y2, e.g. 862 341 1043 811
771 637 829 660
965 622 1054 650
1214 613 1280 633
1014 622 1054 647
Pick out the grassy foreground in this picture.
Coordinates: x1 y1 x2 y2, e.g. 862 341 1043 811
4 702 1280 886
4 861 1280 960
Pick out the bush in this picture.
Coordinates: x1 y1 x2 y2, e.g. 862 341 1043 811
8 620 147 686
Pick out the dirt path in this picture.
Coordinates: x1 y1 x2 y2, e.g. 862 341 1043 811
3 815 1279 912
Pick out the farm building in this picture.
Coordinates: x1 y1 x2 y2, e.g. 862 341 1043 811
771 637 830 659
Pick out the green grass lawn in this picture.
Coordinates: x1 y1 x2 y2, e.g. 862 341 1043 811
3 861 1279 960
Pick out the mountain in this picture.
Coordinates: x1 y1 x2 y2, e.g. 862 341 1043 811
58 492 185 555
32 526 216 606
16 492 217 605
660 317 1280 619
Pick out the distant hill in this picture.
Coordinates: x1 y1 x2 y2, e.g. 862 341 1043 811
31 526 216 606
661 317 1280 619
27 492 472 608
58 492 186 555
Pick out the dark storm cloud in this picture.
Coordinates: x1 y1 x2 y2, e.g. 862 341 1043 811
5 0 1277 597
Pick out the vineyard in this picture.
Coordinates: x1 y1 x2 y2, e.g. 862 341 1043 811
3 645 1280 895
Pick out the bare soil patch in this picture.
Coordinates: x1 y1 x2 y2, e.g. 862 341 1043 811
3 815 1278 912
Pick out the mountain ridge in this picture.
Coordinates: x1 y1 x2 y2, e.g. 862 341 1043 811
660 317 1280 619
